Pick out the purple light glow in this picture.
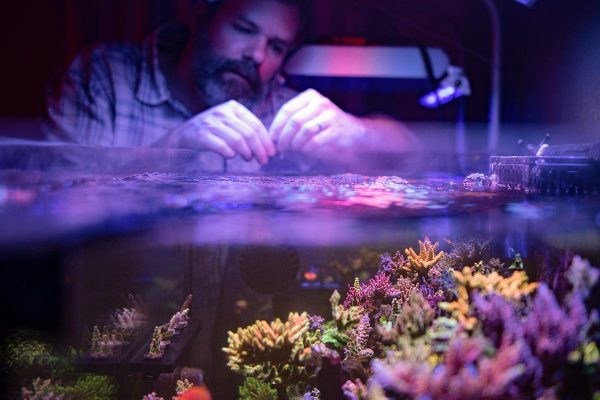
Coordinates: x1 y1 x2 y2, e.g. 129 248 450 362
514 0 538 7
419 86 464 108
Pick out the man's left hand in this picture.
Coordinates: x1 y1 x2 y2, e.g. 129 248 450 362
269 89 366 156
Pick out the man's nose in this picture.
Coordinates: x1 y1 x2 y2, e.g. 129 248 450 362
243 36 268 66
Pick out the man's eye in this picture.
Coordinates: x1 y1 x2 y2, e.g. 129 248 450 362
270 43 285 55
271 43 287 55
232 23 254 34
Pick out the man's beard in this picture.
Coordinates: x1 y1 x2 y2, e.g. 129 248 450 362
191 36 265 110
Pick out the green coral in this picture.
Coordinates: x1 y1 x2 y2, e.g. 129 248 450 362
223 312 322 387
21 375 116 400
239 377 277 399
4 330 75 379
377 292 435 344
321 290 363 350
53 374 116 400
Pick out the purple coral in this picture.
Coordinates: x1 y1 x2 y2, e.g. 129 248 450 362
345 314 373 360
308 314 325 331
523 284 588 384
472 292 522 347
341 379 367 400
343 272 407 313
370 336 529 399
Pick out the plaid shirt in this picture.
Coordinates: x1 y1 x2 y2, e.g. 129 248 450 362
45 23 298 150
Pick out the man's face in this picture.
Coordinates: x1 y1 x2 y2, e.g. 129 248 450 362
191 0 300 109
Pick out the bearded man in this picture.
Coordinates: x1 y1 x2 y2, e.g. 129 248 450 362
46 0 417 171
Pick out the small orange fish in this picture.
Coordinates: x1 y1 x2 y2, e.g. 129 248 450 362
176 386 212 400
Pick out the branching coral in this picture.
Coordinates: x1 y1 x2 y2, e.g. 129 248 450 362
440 267 539 330
238 377 277 400
524 284 588 385
175 379 194 396
21 378 64 400
377 291 435 343
341 379 367 400
427 317 460 355
343 273 414 314
223 312 321 386
402 238 444 277
344 314 373 361
370 336 528 400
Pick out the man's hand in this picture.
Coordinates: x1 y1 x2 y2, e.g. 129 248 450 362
269 89 366 156
164 100 275 165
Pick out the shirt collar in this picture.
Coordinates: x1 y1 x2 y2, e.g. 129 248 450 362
135 23 189 106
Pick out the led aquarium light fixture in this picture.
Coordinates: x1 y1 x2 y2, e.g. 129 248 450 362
419 65 471 108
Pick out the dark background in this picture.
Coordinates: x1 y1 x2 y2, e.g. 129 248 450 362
0 0 599 129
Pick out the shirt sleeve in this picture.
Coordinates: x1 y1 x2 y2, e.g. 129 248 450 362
44 46 117 146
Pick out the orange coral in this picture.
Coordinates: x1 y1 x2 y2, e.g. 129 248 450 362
403 238 444 276
440 267 539 330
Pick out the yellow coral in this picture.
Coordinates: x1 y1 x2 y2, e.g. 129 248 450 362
222 312 320 386
403 238 444 276
440 266 539 330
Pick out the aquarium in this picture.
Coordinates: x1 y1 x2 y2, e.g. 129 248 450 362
1 140 599 400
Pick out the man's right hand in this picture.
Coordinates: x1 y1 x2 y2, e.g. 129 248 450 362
162 100 275 165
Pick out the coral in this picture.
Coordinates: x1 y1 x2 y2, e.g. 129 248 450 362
168 309 190 334
395 291 435 339
91 326 101 355
302 388 321 399
180 294 193 311
456 267 539 300
370 336 528 400
238 377 277 400
343 273 414 314
344 314 373 361
523 284 588 384
566 255 599 300
53 374 116 400
223 312 321 386
4 330 74 378
175 386 212 400
143 393 164 400
472 292 521 348
307 315 324 331
22 375 116 400
402 238 444 277
175 379 194 395
442 239 492 270
311 343 341 364
378 251 406 279
440 267 539 330
146 326 165 359
427 317 460 355
21 378 64 400
330 290 363 328
341 379 367 400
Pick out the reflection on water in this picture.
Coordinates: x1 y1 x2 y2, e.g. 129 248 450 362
0 172 526 246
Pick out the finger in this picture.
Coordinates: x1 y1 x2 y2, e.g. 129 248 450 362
222 118 268 164
199 134 236 158
301 127 337 153
229 101 275 157
208 123 254 161
278 104 326 152
270 89 319 143
290 109 335 150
